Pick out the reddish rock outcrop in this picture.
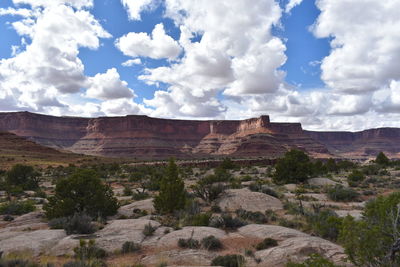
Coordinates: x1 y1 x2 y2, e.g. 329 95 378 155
0 112 329 158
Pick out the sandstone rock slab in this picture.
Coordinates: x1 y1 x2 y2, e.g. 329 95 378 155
308 178 339 186
217 188 283 212
140 249 218 266
238 224 308 241
117 198 155 217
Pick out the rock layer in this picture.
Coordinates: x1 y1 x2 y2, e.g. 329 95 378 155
0 112 328 158
1 111 400 158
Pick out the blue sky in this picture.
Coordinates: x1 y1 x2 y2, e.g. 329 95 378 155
0 0 399 131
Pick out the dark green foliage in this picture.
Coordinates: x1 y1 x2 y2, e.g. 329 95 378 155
376 152 390 166
74 240 106 261
211 205 222 213
201 235 222 250
347 170 365 183
6 164 40 190
178 237 200 249
325 158 338 173
211 254 245 267
132 191 150 201
0 258 55 267
327 185 359 202
192 176 225 203
273 150 313 184
306 209 342 241
153 158 186 214
255 238 278 250
339 192 400 266
0 200 35 215
63 261 106 267
220 158 236 170
286 254 341 267
236 209 267 224
209 214 247 229
123 186 132 196
142 222 156 236
362 164 381 175
311 160 328 176
48 217 69 229
64 213 96 235
3 214 14 221
185 213 211 226
44 169 119 219
121 241 141 254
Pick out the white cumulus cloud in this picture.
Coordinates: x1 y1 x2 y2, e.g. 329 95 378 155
120 0 154 20
116 23 182 60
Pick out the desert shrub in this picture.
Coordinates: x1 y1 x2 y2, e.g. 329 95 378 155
123 186 132 196
74 240 107 260
236 209 267 224
273 149 313 184
3 214 14 221
132 191 150 201
185 213 211 226
209 214 247 229
48 217 69 229
306 209 342 241
278 218 304 229
339 192 400 266
211 205 222 213
361 164 380 176
255 238 278 250
211 254 245 267
178 237 200 249
0 258 54 267
63 260 106 267
6 164 40 190
265 209 278 222
153 158 186 214
347 170 365 183
201 235 222 250
64 213 96 235
286 254 341 267
376 152 390 166
121 241 141 254
142 222 156 236
44 169 119 219
327 185 359 202
0 200 35 215
261 187 281 198
192 176 225 203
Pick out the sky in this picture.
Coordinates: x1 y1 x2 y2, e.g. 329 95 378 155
0 0 399 131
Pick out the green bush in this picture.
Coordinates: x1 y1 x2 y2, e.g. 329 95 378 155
6 164 40 190
192 176 225 203
211 254 245 267
44 169 119 219
178 237 200 249
209 214 247 229
306 209 342 241
375 152 390 166
121 241 140 254
0 200 35 215
339 192 400 266
347 170 365 183
273 150 313 184
153 158 186 214
142 222 156 236
236 209 267 224
201 235 222 250
327 185 359 202
255 238 278 250
286 254 341 267
185 213 211 226
73 240 107 260
64 213 96 235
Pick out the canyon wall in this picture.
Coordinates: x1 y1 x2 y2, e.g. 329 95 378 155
0 112 328 158
2 112 399 159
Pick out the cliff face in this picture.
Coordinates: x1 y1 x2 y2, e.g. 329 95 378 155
306 128 400 158
0 112 329 158
4 111 399 159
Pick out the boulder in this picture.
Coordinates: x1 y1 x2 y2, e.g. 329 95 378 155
254 236 346 266
0 229 66 256
140 249 218 266
95 219 162 252
217 188 283 212
238 224 308 241
117 198 155 217
308 178 339 186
